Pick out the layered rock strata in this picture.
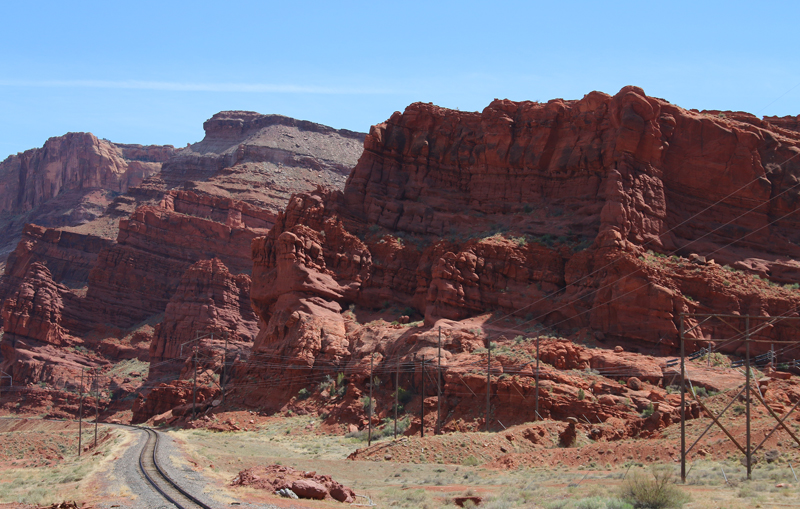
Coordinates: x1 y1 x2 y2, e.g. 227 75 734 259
0 263 97 385
146 258 257 382
157 111 365 188
83 191 273 329
0 133 174 257
0 112 365 396
236 86 800 429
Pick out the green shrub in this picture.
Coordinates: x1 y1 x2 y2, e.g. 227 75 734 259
641 403 655 418
462 455 480 466
394 386 413 405
334 372 347 397
361 395 375 412
605 499 635 509
620 467 689 508
296 388 310 400
578 389 586 401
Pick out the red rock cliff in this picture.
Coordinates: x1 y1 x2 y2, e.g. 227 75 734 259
84 191 275 329
0 133 172 214
149 258 257 369
240 87 800 408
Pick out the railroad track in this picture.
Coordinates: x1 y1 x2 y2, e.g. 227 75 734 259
137 426 214 509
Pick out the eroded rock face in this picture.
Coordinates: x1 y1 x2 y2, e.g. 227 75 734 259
238 86 800 414
148 258 257 378
3 224 113 285
0 133 174 258
0 133 171 215
0 112 365 398
2 263 69 346
157 111 365 189
0 262 96 385
84 191 273 328
765 114 800 135
131 377 217 423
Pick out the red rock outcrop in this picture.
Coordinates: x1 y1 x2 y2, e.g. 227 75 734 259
231 464 355 503
147 258 257 381
0 133 175 258
1 263 70 346
0 263 100 386
765 114 800 134
0 224 113 330
84 191 274 328
131 375 218 424
3 224 113 285
151 258 257 356
0 111 366 398
235 87 800 430
0 133 172 215
157 111 365 188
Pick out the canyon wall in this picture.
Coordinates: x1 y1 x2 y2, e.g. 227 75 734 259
0 111 365 393
0 133 175 258
237 86 800 412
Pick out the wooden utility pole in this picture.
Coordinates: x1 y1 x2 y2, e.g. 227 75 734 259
221 332 228 402
436 326 442 435
420 358 425 438
746 316 752 479
192 344 198 420
535 336 540 421
93 370 98 449
771 343 775 371
394 357 399 439
368 353 374 446
78 369 84 456
680 316 686 482
486 340 491 432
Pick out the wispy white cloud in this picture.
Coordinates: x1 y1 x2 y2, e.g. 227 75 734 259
0 79 396 95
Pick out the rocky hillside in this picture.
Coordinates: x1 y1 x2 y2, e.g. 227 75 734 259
216 86 800 430
0 112 365 396
0 133 175 258
3 91 800 436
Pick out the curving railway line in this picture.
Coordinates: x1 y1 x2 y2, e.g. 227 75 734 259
136 426 214 509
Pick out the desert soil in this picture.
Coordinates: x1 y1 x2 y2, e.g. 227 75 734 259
2 407 800 508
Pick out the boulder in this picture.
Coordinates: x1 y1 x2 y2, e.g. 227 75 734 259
291 479 328 500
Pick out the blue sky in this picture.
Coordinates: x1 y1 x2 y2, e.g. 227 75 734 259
1 1 799 156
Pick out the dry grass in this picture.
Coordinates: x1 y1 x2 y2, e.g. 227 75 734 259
0 425 126 505
169 415 800 508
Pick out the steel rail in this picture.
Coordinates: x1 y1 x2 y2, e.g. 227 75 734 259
136 426 213 509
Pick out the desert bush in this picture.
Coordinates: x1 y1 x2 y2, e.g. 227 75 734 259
296 388 310 400
317 374 332 391
394 386 413 405
346 415 410 442
619 467 689 508
361 395 375 412
462 455 480 466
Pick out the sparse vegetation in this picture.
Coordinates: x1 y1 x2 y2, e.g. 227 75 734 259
361 395 375 412
620 467 689 509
